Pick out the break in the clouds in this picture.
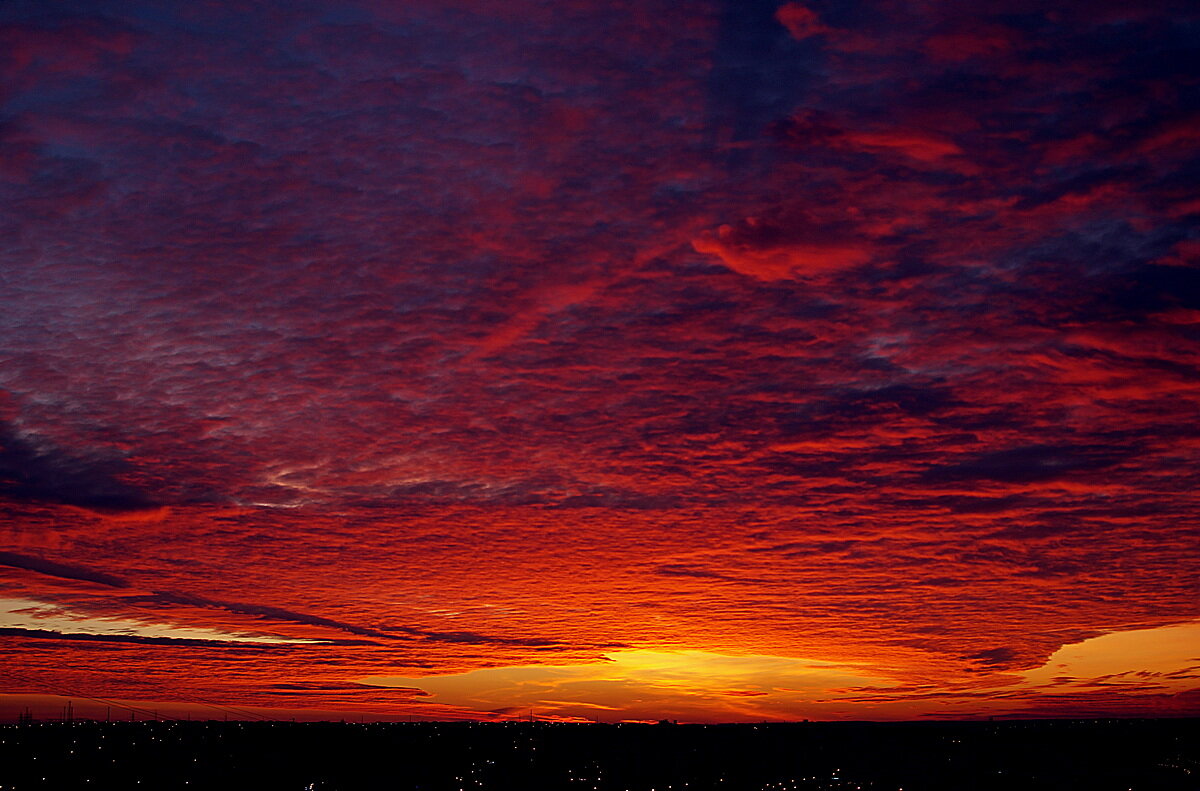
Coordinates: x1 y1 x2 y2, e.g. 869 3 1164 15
0 597 323 645
0 0 1197 721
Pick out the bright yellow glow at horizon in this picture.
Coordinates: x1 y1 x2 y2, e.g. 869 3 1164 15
364 649 899 722
363 621 1200 721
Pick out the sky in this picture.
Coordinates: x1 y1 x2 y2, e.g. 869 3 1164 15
0 0 1198 723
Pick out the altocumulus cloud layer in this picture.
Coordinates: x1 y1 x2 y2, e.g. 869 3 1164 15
0 0 1198 721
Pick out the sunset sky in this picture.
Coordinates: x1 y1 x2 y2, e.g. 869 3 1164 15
1 0 1198 723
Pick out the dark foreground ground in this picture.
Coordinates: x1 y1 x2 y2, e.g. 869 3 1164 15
0 719 1196 790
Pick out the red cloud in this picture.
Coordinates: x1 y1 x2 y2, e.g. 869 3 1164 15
692 229 872 280
922 29 1016 63
775 4 830 41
